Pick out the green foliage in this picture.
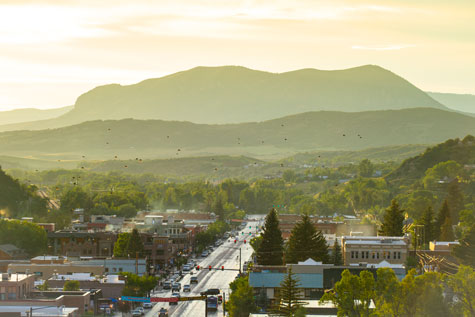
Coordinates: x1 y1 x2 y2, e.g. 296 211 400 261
114 233 131 258
446 265 475 316
38 281 49 291
256 209 284 265
126 229 144 258
227 276 257 317
331 240 343 266
423 160 463 189
320 269 375 317
195 220 230 251
378 200 404 236
60 186 93 213
446 180 465 223
418 206 435 245
250 235 263 253
453 224 475 267
63 280 80 291
435 200 452 240
0 219 47 256
120 272 158 297
272 268 307 316
358 159 374 178
285 214 329 264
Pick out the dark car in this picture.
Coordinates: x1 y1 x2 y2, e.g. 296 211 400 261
190 276 198 284
201 288 220 295
158 308 169 317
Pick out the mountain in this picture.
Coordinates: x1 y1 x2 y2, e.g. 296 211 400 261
427 92 475 114
0 106 72 126
0 108 473 161
386 135 475 184
0 65 447 131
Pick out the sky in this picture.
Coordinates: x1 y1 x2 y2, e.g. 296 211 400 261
0 0 474 111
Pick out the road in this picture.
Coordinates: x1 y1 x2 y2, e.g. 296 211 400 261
145 218 263 317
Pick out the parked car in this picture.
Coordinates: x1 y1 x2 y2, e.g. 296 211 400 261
201 251 209 257
182 264 191 272
158 308 169 317
183 284 191 292
143 302 153 309
137 307 145 315
131 309 143 317
190 276 198 284
163 281 171 290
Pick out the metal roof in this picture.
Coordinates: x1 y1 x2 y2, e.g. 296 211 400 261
249 272 323 289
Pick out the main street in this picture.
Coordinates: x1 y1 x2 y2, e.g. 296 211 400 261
146 217 263 317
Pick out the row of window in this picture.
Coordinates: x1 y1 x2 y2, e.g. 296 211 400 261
350 251 401 260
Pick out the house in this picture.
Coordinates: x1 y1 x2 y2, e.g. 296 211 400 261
341 236 409 265
0 244 27 260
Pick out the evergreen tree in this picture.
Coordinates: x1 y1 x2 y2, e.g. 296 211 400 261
446 180 464 224
331 239 343 266
213 194 225 220
435 200 451 240
126 229 144 258
440 215 454 241
379 200 405 236
285 214 329 264
453 224 475 267
256 208 284 265
272 268 307 316
419 206 435 245
227 276 257 317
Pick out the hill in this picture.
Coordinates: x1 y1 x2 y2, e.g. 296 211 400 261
0 65 447 131
427 92 475 114
386 135 475 184
0 106 72 126
0 108 473 161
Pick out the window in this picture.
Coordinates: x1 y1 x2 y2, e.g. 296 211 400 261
361 251 365 259
377 252 380 259
398 252 401 259
355 251 359 259
105 268 109 273
394 252 397 259
113 268 117 272
351 251 354 259
366 251 369 259
372 253 375 259
119 268 123 272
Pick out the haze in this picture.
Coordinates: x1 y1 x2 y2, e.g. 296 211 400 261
1 0 474 110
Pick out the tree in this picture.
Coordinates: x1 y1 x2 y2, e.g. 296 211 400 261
250 235 263 253
114 232 131 258
379 199 404 236
121 272 158 297
358 159 374 178
320 269 375 317
446 180 464 223
0 219 47 257
126 229 144 258
256 208 284 265
440 215 454 241
435 200 451 240
419 206 435 245
38 281 49 291
272 268 307 316
446 265 475 316
227 276 257 317
63 280 80 291
60 186 93 213
285 214 329 264
331 240 343 266
374 268 403 316
453 224 475 267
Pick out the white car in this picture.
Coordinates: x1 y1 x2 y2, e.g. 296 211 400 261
183 284 191 292
143 302 153 309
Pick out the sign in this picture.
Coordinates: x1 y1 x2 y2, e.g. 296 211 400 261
178 296 206 301
150 297 179 303
120 296 150 303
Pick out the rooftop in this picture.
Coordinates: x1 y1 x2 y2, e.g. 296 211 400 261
0 273 31 282
249 272 323 289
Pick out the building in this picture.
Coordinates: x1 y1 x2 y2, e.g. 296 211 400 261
47 231 117 257
47 274 125 299
0 273 35 300
71 258 147 276
8 262 104 280
341 236 409 265
0 245 27 260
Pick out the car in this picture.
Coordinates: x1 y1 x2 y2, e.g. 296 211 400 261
172 282 181 292
163 281 171 290
131 310 141 317
182 265 191 272
201 251 208 257
190 276 198 284
142 302 153 309
201 288 220 296
183 284 191 292
170 292 180 306
137 307 145 315
158 308 169 317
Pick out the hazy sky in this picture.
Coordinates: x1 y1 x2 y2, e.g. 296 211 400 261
0 0 474 110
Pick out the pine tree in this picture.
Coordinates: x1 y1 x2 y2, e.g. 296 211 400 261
113 232 131 258
332 239 343 266
256 208 284 265
440 216 454 241
419 206 435 245
126 228 144 258
435 200 451 240
272 268 307 316
446 180 464 224
285 214 329 264
379 200 405 237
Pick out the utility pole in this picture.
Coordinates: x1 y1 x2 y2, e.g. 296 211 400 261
136 251 139 275
205 295 208 317
239 248 242 275
223 293 226 316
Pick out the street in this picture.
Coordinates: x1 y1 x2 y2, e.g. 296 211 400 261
145 218 262 317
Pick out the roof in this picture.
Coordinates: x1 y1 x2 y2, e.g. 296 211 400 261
249 272 323 288
0 244 26 258
297 258 322 265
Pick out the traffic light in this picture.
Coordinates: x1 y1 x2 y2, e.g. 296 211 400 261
234 239 237 244
196 265 200 271
244 240 246 244
221 266 224 271
209 265 212 271
249 232 251 235
249 226 251 229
